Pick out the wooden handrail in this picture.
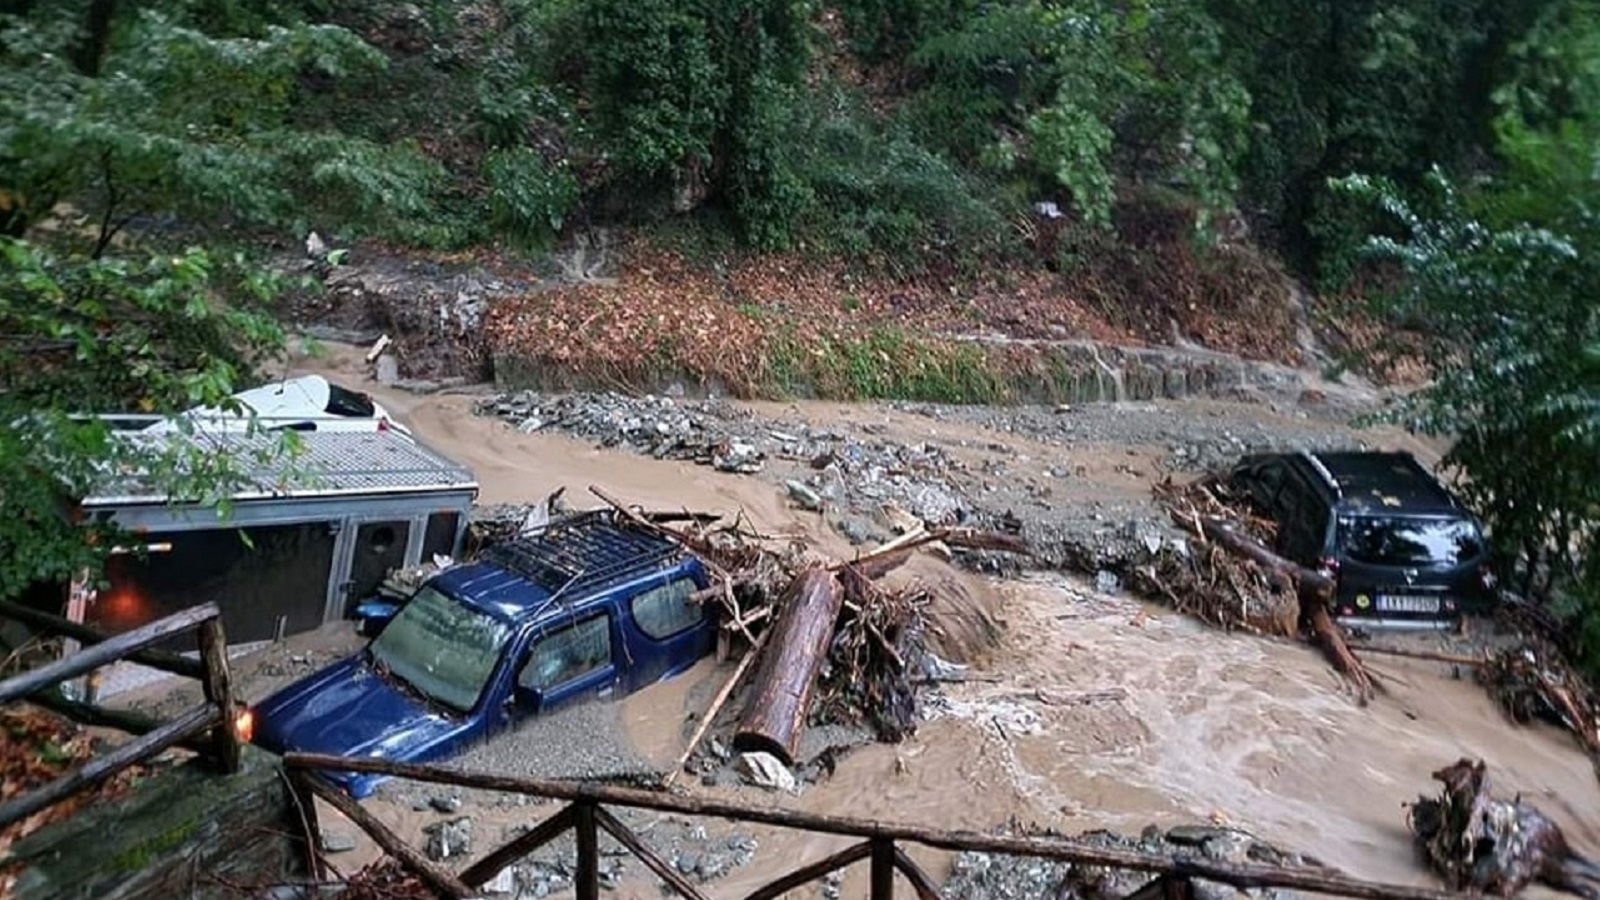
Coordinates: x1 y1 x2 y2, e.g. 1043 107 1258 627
0 602 219 704
0 601 243 834
283 752 1477 900
0 705 218 829
0 600 206 679
459 804 577 888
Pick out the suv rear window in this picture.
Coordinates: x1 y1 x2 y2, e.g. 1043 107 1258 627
326 384 376 418
1336 516 1484 567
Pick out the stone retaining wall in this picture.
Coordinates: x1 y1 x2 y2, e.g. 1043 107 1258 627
493 336 1314 405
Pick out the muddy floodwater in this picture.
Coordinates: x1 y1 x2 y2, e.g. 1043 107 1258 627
268 346 1598 895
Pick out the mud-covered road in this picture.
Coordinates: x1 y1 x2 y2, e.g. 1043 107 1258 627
162 342 1598 898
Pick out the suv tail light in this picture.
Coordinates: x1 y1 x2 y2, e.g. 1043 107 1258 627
377 417 390 432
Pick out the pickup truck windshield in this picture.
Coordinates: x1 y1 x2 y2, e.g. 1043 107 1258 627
369 586 511 712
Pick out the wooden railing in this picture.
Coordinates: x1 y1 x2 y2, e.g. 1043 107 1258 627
0 601 244 830
283 753 1468 900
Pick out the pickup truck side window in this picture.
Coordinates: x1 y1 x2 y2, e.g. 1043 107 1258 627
630 577 704 639
518 615 611 691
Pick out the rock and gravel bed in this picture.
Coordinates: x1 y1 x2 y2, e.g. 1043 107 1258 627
470 390 1379 574
942 824 1323 900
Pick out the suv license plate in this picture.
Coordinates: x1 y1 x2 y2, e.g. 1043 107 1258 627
1375 594 1442 614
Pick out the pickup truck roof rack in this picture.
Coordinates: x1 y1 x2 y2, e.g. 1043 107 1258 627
479 509 686 605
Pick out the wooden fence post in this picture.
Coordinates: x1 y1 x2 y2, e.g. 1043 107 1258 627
575 800 599 900
870 838 896 900
198 617 242 774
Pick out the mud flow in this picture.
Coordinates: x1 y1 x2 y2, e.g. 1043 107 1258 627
203 345 1597 894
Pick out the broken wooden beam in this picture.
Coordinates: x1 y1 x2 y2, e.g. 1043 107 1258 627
733 567 843 766
297 772 472 899
665 630 768 788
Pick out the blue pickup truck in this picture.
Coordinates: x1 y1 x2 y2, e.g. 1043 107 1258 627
249 511 718 797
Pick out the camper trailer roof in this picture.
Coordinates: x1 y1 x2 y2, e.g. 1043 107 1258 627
80 428 478 507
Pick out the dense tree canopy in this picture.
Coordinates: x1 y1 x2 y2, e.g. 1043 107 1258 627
4 0 1600 671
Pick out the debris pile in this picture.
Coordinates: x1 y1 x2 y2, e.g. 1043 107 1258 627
331 859 435 900
1134 476 1298 633
568 487 1027 778
943 823 1326 900
1481 643 1600 775
1407 758 1600 897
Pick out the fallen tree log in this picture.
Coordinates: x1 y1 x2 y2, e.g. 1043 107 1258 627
734 567 843 766
1350 645 1487 668
1174 514 1377 703
1307 602 1378 704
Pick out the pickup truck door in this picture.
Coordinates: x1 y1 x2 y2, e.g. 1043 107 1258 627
514 612 620 716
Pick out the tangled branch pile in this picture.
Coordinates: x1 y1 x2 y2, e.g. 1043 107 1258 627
1133 476 1299 636
655 501 1024 749
1407 758 1600 898
332 859 436 900
1481 643 1600 778
815 565 930 742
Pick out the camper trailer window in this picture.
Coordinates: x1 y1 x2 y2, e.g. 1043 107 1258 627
326 384 377 418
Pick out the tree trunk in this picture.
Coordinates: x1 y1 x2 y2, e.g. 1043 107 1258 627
1184 515 1375 702
733 567 842 766
74 0 117 77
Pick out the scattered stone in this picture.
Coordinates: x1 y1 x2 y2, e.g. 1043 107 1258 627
429 794 463 814
375 354 400 386
735 751 797 793
318 828 357 854
785 479 823 511
676 851 700 875
482 868 516 895
424 816 473 861
942 824 1320 900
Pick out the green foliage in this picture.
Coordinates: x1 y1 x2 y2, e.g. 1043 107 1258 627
1482 0 1600 226
484 147 580 249
904 0 1251 235
1205 0 1550 276
1338 170 1600 670
764 328 1003 402
576 0 813 247
579 0 727 178
0 238 304 600
0 5 444 249
836 0 970 62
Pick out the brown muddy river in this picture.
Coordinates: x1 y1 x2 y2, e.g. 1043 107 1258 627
283 347 1598 895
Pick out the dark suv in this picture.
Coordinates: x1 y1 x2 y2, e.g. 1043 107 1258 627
1228 451 1493 628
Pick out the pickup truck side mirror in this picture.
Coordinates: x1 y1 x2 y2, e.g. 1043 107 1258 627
353 597 402 637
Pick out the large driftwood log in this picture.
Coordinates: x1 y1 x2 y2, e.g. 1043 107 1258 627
1178 515 1377 702
733 567 843 766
